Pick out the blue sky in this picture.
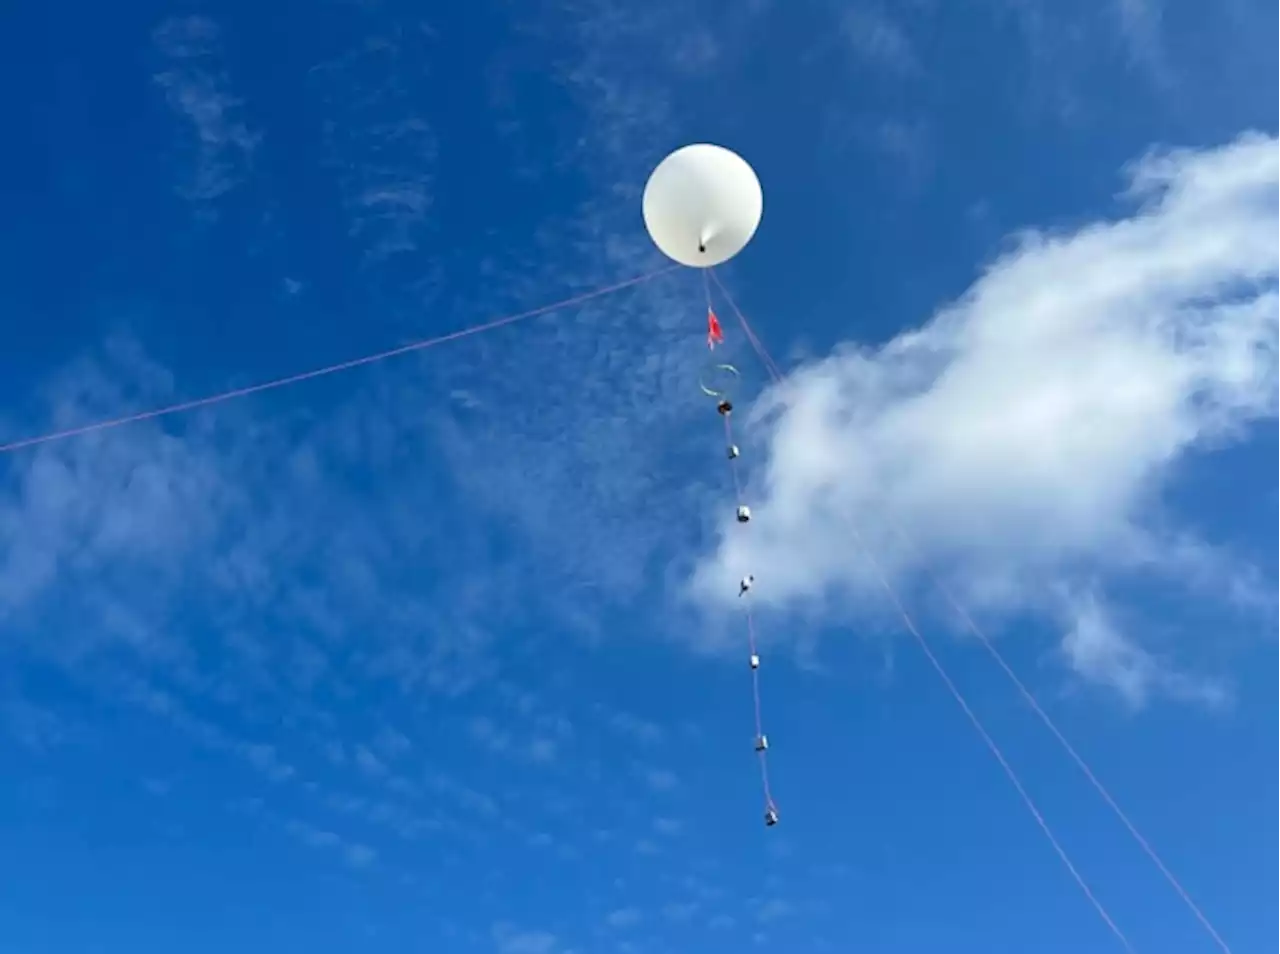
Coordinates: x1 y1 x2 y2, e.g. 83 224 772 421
0 1 1276 952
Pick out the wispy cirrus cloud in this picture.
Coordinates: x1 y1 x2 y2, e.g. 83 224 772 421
597 705 665 747
839 4 922 78
0 692 77 752
603 906 642 929
0 328 589 859
283 818 378 870
491 923 566 954
231 797 379 871
308 22 440 271
661 900 699 923
987 0 1184 121
153 16 260 205
866 117 934 188
0 300 722 890
651 816 682 836
636 765 679 793
1111 0 1172 83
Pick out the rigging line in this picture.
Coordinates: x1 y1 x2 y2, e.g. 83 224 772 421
745 610 774 805
917 565 1234 954
706 294 773 814
707 269 783 382
713 273 1228 953
727 412 773 809
723 414 745 500
0 266 678 456
856 530 1135 952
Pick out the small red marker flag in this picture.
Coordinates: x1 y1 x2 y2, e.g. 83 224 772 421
707 309 724 349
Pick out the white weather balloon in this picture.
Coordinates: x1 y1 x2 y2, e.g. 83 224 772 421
642 144 763 268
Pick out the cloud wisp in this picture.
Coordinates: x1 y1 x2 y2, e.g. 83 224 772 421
152 16 261 205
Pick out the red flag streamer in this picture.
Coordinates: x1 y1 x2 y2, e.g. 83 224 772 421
707 308 725 349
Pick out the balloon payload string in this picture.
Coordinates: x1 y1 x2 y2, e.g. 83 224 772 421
720 399 779 827
705 277 778 828
643 145 1138 944
642 143 777 827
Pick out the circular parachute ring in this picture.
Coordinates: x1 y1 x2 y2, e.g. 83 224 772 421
699 362 740 399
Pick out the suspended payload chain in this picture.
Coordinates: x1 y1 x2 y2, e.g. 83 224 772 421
715 371 779 829
697 310 780 827
642 142 777 828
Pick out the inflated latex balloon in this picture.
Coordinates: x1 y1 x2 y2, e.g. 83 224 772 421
642 144 763 268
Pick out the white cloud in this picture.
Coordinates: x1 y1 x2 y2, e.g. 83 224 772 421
691 132 1278 703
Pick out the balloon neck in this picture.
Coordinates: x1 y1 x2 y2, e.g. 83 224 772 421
698 224 719 255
